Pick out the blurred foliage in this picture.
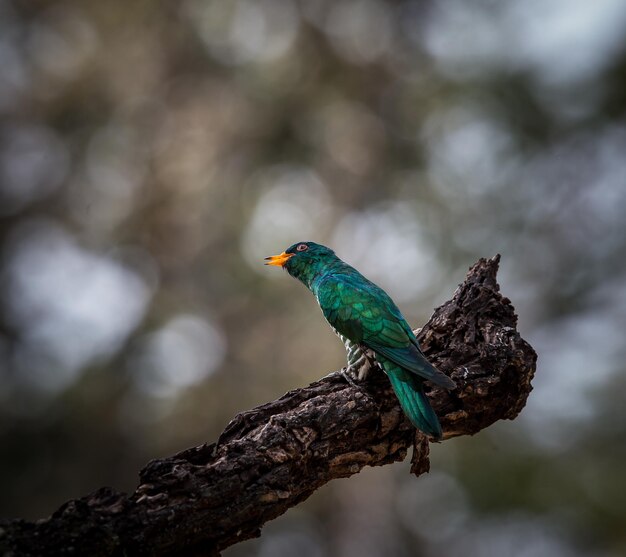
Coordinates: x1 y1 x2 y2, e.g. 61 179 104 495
1 0 626 556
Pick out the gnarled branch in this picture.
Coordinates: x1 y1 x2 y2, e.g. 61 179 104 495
0 255 537 556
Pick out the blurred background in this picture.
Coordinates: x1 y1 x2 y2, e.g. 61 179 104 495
1 0 625 555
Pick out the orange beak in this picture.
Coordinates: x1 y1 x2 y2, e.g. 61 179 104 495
264 251 294 267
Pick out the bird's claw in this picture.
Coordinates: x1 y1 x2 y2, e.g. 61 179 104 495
322 370 346 382
340 365 362 388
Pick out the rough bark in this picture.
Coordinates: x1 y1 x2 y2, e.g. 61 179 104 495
0 255 537 557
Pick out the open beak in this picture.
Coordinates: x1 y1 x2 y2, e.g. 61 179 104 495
264 251 294 267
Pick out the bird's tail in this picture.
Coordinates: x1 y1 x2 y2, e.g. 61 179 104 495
381 358 443 441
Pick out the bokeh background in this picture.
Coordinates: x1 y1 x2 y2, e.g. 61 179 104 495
1 0 626 555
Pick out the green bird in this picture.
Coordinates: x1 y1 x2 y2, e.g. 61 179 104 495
265 241 456 441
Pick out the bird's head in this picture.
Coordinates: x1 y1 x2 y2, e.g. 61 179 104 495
265 241 338 288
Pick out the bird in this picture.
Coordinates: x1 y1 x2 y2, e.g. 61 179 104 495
265 241 456 441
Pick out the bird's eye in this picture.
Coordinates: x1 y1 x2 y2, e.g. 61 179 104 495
296 243 308 252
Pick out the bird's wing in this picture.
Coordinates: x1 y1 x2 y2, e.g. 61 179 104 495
318 273 455 389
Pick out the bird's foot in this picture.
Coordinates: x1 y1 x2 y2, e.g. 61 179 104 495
322 368 362 388
322 370 346 382
343 347 384 385
340 365 362 388
325 347 380 388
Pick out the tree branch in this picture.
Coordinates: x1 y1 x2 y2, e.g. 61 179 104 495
0 255 537 557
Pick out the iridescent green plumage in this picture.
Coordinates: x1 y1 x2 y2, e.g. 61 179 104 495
265 241 456 440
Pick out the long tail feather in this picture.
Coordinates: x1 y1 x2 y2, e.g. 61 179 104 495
381 358 443 440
